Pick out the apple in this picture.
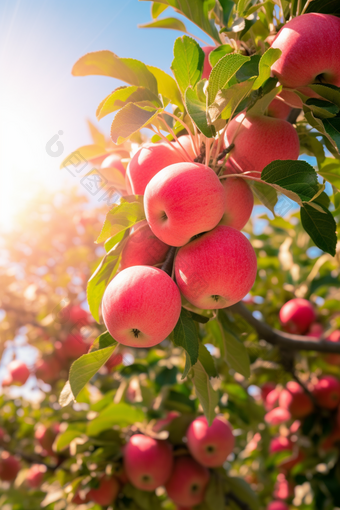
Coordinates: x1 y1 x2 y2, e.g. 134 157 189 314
267 501 289 510
35 423 60 456
274 473 292 500
307 322 324 338
267 96 291 120
312 375 340 409
174 225 257 309
202 46 215 79
271 13 340 88
60 304 90 327
186 416 235 467
144 162 226 247
265 408 291 425
87 475 120 505
165 456 210 507
325 330 340 365
124 434 173 491
0 452 20 482
127 143 183 195
224 113 300 176
102 266 181 348
120 223 169 270
172 134 197 160
279 298 316 334
278 381 314 418
101 153 125 175
63 333 88 359
265 387 281 411
220 166 254 230
7 360 30 385
26 464 46 489
0 427 5 442
261 382 276 401
35 357 61 384
106 352 123 371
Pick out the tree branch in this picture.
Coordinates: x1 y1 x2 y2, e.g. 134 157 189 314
229 301 340 353
225 491 252 510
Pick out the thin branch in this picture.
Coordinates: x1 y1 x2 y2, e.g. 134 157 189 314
229 302 340 353
226 492 252 510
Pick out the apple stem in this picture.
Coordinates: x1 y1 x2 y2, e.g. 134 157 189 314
159 115 193 162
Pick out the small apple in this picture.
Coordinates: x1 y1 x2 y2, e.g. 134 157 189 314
274 473 293 500
172 135 197 160
201 46 215 79
220 166 254 230
279 298 316 335
261 382 276 401
63 333 88 359
174 225 257 309
120 223 169 271
87 475 120 506
165 456 210 507
102 266 181 348
267 501 289 510
0 452 20 482
312 375 340 409
278 381 314 418
265 408 291 425
144 162 226 247
186 416 235 467
124 434 173 491
264 387 281 411
106 352 123 372
26 464 46 489
7 360 30 386
35 423 60 456
267 96 291 120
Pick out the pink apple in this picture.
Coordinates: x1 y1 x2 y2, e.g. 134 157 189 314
120 223 169 271
127 143 183 195
0 452 20 482
325 330 340 365
267 96 291 120
273 473 292 500
101 153 125 175
271 13 340 88
165 456 210 507
63 333 88 359
60 304 90 327
35 423 60 456
7 360 30 386
265 388 281 411
102 266 181 348
312 376 340 409
279 298 316 334
124 434 173 491
267 501 289 510
106 352 123 371
174 225 257 309
270 436 293 454
26 464 46 489
224 113 300 175
172 135 197 160
87 475 120 505
265 408 291 425
202 46 215 79
279 381 314 418
186 416 235 467
144 162 225 247
220 166 254 230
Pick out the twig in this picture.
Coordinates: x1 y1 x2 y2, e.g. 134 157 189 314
225 491 252 510
161 247 177 276
228 302 340 353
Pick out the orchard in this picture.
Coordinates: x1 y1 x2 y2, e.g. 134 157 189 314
2 1 340 510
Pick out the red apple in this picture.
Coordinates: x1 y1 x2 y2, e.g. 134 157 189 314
165 456 209 507
26 464 46 489
120 223 169 271
174 226 257 309
144 162 225 247
325 330 340 365
186 416 235 467
220 167 254 230
63 333 88 359
278 381 314 418
267 501 289 510
265 387 281 411
102 266 181 348
265 408 291 425
124 434 173 491
87 475 120 506
267 96 291 120
307 322 324 338
224 113 299 176
261 382 276 401
270 436 293 454
127 143 183 195
35 423 60 456
271 13 340 88
279 298 316 335
106 352 123 371
7 360 30 385
0 452 20 482
312 376 340 409
202 46 215 79
172 135 197 160
101 153 125 174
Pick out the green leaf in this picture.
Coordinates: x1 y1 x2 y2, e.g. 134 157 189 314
305 111 340 155
249 180 278 215
198 343 218 378
87 403 145 436
323 117 340 152
205 472 225 510
207 53 250 105
261 160 319 203
209 79 254 122
319 158 340 191
190 359 218 426
96 198 145 244
147 65 184 109
110 103 163 144
305 98 339 118
54 430 83 452
151 2 169 18
171 36 205 96
304 0 340 16
300 203 337 256
224 476 259 510
87 236 127 322
173 308 200 378
236 54 260 82
209 45 233 68
97 86 162 120
89 331 117 351
60 144 108 170
186 310 210 324
59 381 74 407
72 51 158 95
185 86 215 138
87 120 106 147
139 17 188 34
253 48 282 90
308 84 340 108
218 314 250 378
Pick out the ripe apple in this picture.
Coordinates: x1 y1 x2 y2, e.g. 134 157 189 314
127 143 183 195
220 166 254 230
144 162 226 247
186 416 235 467
35 423 60 456
307 322 324 338
325 330 340 365
202 46 215 79
224 113 300 176
174 225 257 309
60 304 90 327
172 134 197 160
265 408 291 425
120 223 169 270
106 352 123 371
63 333 88 359
35 357 61 384
124 434 173 491
278 381 314 418
102 266 181 348
0 452 20 482
264 387 281 411
271 13 340 88
87 475 120 505
267 501 289 510
267 96 291 120
279 298 316 334
165 456 210 507
26 464 46 489
261 382 276 401
7 360 30 385
312 375 340 409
